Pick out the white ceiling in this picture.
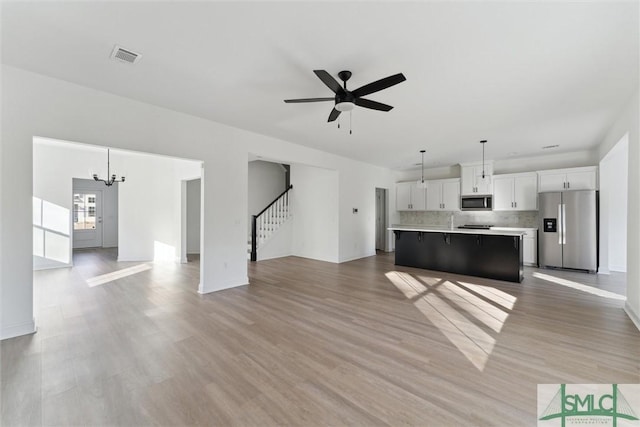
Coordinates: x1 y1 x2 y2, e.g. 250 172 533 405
2 1 638 170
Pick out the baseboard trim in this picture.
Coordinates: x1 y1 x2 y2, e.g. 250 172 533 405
33 263 72 271
198 276 249 294
257 252 293 261
624 302 640 332
117 256 152 262
340 252 377 263
1 318 37 340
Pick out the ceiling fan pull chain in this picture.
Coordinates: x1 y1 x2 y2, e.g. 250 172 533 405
350 111 352 135
338 115 341 129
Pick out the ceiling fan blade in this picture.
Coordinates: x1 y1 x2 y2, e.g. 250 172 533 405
351 73 406 98
328 108 341 122
314 70 342 94
354 98 393 112
284 97 334 103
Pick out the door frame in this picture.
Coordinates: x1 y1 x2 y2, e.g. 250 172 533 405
375 187 388 252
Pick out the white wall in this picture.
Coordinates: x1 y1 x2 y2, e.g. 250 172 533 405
33 139 200 267
0 65 396 340
290 164 339 263
598 89 640 330
33 140 112 270
599 134 628 273
248 160 287 220
73 178 118 248
116 150 201 262
186 178 201 255
257 219 293 261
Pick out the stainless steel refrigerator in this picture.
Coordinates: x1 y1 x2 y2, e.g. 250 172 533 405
539 190 598 272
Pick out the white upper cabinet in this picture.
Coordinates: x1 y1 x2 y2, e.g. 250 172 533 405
460 162 493 195
426 179 460 211
513 174 538 210
396 182 426 211
425 181 442 211
396 182 412 211
537 166 597 192
493 173 538 211
442 180 461 211
411 183 426 210
565 169 597 190
493 177 513 210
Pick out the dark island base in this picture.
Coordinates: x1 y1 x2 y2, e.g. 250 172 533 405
394 230 524 283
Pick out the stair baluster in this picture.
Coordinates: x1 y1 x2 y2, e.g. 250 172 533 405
250 185 293 261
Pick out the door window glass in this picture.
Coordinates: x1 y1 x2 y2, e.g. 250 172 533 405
73 193 97 230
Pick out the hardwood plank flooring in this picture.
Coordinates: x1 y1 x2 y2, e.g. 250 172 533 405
2 249 639 426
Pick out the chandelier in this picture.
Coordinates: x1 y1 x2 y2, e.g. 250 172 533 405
93 149 125 187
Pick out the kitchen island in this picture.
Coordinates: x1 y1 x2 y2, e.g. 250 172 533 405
389 225 524 283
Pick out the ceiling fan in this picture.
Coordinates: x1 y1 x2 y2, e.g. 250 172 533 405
284 70 406 122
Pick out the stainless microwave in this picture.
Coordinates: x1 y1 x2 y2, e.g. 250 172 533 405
460 195 492 211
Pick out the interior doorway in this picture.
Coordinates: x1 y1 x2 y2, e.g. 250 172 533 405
185 178 201 262
375 188 387 252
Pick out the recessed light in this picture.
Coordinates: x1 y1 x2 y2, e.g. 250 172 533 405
542 145 560 150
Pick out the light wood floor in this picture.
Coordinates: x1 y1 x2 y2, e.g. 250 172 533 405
2 249 639 426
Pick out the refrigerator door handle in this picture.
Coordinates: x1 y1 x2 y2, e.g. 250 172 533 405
558 204 563 245
561 204 567 245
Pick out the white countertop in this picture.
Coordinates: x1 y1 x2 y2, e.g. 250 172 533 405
491 226 538 232
388 225 526 236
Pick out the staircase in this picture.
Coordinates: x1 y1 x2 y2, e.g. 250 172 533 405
249 185 293 261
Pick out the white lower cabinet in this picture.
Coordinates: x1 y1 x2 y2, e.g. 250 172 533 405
523 235 536 266
491 227 538 266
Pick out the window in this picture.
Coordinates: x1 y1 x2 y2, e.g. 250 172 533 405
73 193 97 230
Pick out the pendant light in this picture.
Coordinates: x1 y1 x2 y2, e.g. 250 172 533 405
480 140 487 179
417 149 427 189
92 149 125 187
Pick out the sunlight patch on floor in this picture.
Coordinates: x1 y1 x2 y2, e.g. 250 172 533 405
458 281 517 310
438 280 509 333
86 263 152 287
385 271 427 298
532 272 626 301
387 271 516 371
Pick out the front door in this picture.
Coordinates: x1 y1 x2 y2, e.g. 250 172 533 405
73 191 103 248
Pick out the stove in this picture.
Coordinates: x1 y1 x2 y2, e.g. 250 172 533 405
457 224 494 230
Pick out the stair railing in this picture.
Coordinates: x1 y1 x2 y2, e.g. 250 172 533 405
251 185 293 261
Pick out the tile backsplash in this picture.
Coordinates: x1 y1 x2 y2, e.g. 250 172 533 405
398 210 539 228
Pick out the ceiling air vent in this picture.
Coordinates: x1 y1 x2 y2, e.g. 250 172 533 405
110 45 142 64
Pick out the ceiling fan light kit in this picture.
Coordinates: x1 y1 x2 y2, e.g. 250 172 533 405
284 69 406 131
335 102 355 112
